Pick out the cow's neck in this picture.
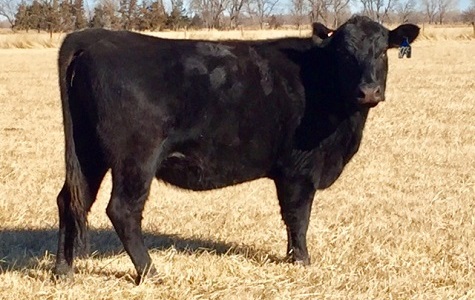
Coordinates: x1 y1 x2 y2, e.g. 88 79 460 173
294 48 371 151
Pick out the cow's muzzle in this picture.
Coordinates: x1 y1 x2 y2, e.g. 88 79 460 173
356 84 384 107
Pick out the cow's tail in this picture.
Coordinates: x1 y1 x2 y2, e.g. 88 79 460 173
58 33 90 250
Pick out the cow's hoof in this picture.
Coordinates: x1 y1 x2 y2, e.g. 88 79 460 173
293 258 310 266
287 254 310 266
135 266 161 285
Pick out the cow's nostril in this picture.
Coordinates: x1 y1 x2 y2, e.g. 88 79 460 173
374 86 381 96
356 88 366 99
356 84 383 104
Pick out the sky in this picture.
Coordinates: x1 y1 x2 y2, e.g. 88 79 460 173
456 0 470 10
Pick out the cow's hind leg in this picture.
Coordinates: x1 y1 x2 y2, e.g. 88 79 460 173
54 128 107 278
54 161 107 277
274 177 316 265
55 184 76 277
107 159 157 284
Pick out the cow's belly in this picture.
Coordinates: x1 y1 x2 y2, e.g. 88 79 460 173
156 138 277 191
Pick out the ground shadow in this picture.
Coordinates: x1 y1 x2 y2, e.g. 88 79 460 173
0 228 283 273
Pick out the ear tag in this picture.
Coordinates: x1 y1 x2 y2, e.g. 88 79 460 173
398 37 412 58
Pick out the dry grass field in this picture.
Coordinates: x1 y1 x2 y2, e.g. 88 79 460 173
0 28 474 299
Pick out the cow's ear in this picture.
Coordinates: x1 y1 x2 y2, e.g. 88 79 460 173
388 24 420 48
312 22 334 40
312 22 334 47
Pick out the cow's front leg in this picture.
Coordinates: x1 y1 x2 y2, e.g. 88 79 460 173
274 176 316 265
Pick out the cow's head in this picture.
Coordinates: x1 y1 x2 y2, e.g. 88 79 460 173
325 16 419 108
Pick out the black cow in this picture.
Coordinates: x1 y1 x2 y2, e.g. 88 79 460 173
54 16 419 283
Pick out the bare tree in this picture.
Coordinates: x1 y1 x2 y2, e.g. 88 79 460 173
359 0 395 23
421 0 456 24
246 0 280 29
328 0 350 27
395 0 416 22
190 0 228 28
0 0 21 29
307 0 330 23
291 0 308 28
227 0 246 28
461 6 475 23
436 0 457 24
422 0 438 23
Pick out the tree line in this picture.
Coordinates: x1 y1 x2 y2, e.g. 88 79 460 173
0 0 191 32
0 0 474 33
